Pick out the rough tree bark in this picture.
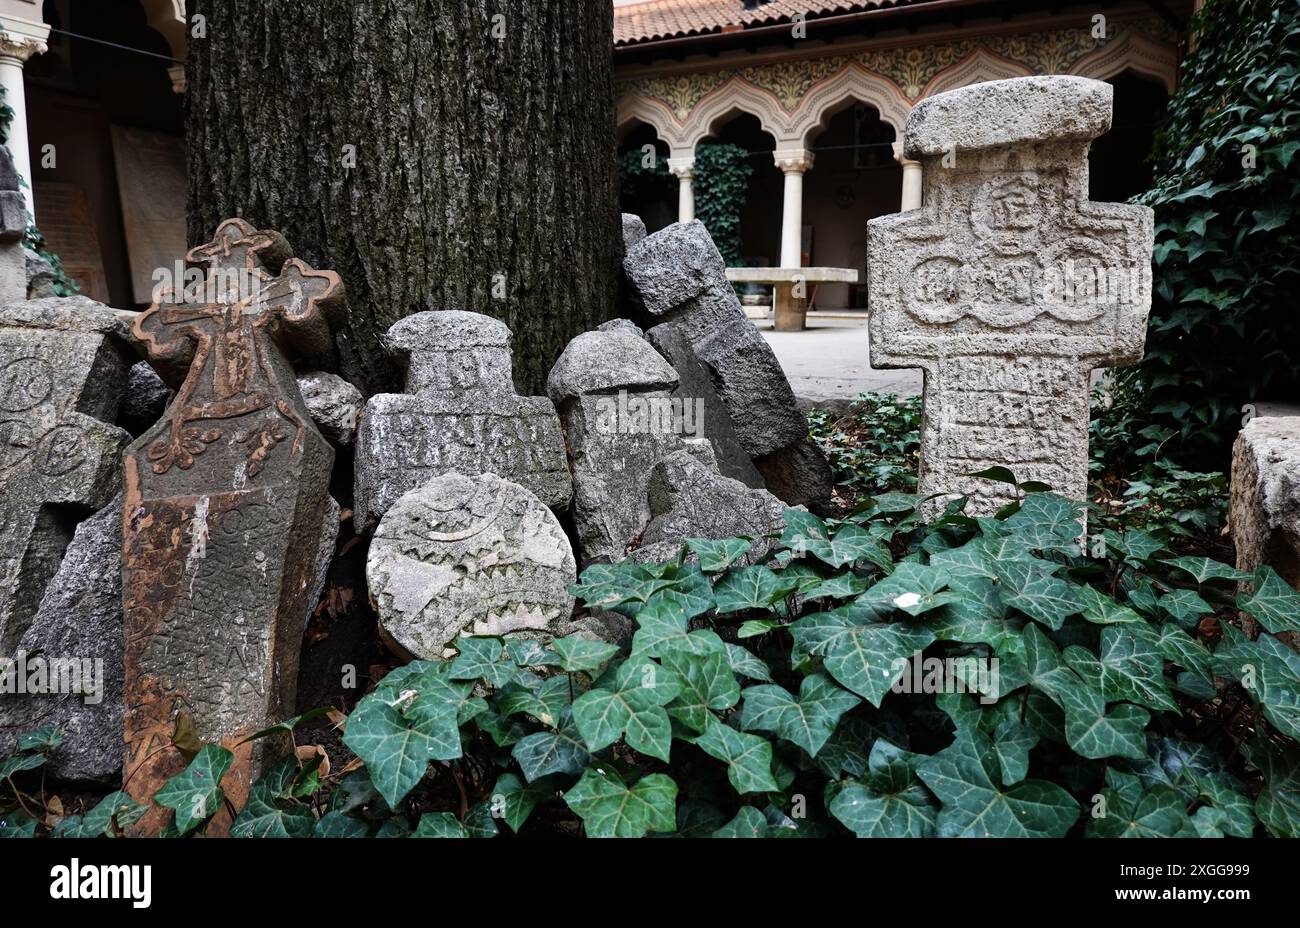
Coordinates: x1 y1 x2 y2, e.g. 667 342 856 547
186 0 620 395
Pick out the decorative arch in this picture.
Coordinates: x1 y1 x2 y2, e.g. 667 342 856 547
616 94 687 155
785 64 911 148
139 0 187 59
920 47 1034 98
1069 30 1179 94
679 77 787 155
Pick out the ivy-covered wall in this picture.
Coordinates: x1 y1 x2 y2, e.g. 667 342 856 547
1135 0 1298 465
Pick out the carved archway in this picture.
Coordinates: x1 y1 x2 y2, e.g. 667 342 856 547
785 64 912 148
920 47 1035 98
616 94 686 155
1069 29 1179 93
138 0 187 59
679 77 787 155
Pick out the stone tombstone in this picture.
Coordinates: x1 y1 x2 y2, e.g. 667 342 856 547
121 218 343 830
354 310 571 532
548 328 683 564
867 76 1153 514
367 472 577 657
623 220 832 510
0 147 27 304
0 296 133 652
1231 417 1300 592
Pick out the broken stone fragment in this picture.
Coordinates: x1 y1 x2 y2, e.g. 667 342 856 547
25 248 57 299
596 317 644 338
118 361 172 435
1231 417 1300 591
298 370 364 446
630 448 787 564
0 497 124 784
546 329 679 406
621 213 647 250
367 473 577 658
624 220 831 510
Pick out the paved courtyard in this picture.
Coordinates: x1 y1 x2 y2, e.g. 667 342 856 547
756 314 923 403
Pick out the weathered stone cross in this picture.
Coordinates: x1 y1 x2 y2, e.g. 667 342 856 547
867 76 1153 514
122 218 343 833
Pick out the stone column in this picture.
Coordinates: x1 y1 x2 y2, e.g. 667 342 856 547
893 141 922 211
774 149 814 267
668 157 695 223
0 9 49 221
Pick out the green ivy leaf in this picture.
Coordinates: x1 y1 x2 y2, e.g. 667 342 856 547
995 559 1081 631
1002 493 1083 551
916 730 1079 837
563 768 677 838
0 754 45 780
712 805 770 838
82 791 147 837
571 656 680 761
343 686 463 807
991 720 1039 786
152 744 234 836
791 606 935 707
1238 566 1300 634
686 537 753 573
413 812 469 838
1089 782 1190 837
714 565 798 614
230 782 315 838
724 642 773 682
1064 626 1180 713
695 717 779 794
449 636 515 687
1159 556 1251 584
17 727 62 752
314 811 369 837
662 647 741 733
490 772 555 834
551 635 620 674
1023 625 1148 760
510 707 591 782
740 674 861 757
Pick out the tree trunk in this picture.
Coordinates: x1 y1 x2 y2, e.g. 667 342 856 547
186 0 620 395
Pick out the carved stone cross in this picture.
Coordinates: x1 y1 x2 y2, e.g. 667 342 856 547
353 310 572 531
0 298 132 651
867 76 1153 514
122 218 343 833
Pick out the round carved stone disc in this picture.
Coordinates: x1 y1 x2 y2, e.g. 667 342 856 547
367 472 576 657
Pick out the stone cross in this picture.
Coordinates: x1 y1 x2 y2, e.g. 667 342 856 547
867 76 1153 514
0 298 133 652
353 310 572 531
121 218 343 833
0 147 26 303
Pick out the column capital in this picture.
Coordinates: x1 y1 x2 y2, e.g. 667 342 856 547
666 156 694 180
0 16 49 64
891 140 920 168
773 148 814 174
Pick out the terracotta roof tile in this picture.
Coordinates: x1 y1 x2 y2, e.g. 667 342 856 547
614 0 916 46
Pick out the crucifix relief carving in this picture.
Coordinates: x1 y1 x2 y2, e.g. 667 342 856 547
867 76 1154 514
122 218 343 833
